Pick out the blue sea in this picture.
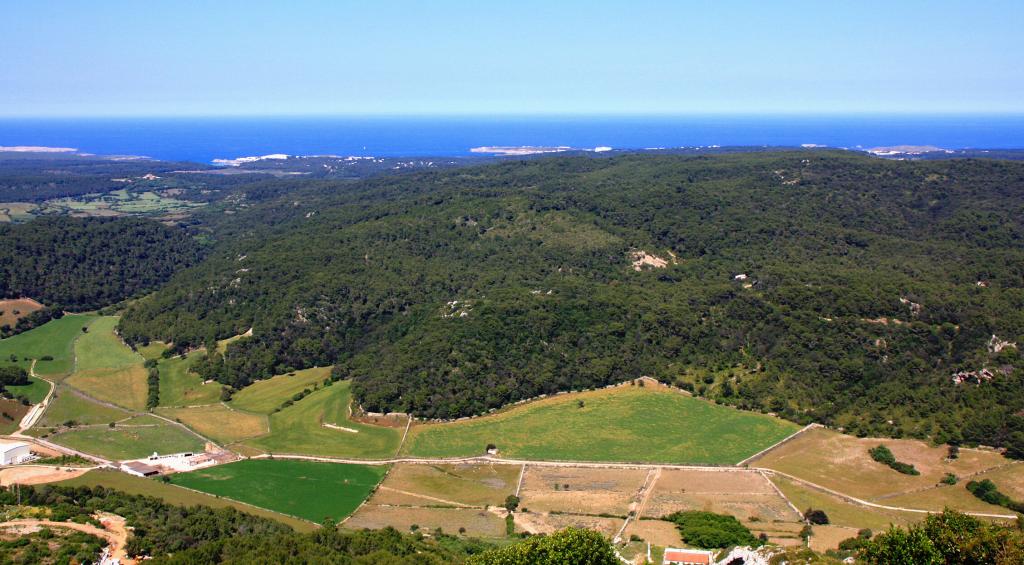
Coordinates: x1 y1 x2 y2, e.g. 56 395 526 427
1 115 1023 164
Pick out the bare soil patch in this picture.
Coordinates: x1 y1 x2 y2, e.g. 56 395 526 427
643 469 801 523
0 465 89 486
378 463 520 507
345 506 506 538
518 466 648 515
0 298 43 328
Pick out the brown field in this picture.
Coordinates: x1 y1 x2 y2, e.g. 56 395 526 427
624 518 683 546
880 483 1008 514
0 465 89 486
756 427 1008 501
375 463 520 507
517 466 648 515
769 475 915 531
65 366 149 411
0 399 30 435
971 463 1024 500
642 469 802 524
344 505 506 538
159 404 268 445
809 525 861 552
532 513 622 537
0 298 43 328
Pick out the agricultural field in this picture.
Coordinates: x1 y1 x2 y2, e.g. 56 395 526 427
6 376 51 404
170 459 386 524
402 384 799 464
160 404 268 445
0 297 43 328
73 316 142 372
64 316 148 410
40 189 205 218
0 202 37 223
755 426 1010 501
372 463 521 508
769 475 915 533
38 389 130 427
345 505 508 538
230 367 332 413
0 314 100 375
242 380 402 459
50 421 205 460
57 469 315 532
517 466 647 515
156 351 221 407
0 399 30 434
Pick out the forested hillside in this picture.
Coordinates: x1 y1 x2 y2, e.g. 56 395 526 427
118 151 1024 452
0 217 203 310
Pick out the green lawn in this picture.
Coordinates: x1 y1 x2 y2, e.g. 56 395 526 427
170 459 387 523
57 469 315 532
0 314 100 376
402 385 801 464
230 367 332 413
39 389 130 426
157 351 221 407
50 422 205 460
243 380 401 459
6 376 51 404
74 316 143 371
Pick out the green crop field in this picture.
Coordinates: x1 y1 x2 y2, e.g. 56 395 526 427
170 459 387 524
230 367 332 413
242 380 401 459
157 351 221 407
50 421 205 460
39 389 130 426
57 469 315 532
0 314 100 376
74 316 143 371
6 376 51 404
402 384 800 464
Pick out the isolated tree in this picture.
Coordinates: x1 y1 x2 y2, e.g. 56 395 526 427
504 495 520 512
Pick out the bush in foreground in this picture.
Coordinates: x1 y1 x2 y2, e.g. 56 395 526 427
467 528 617 565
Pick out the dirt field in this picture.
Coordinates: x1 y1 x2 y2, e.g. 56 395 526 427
524 512 623 537
0 465 90 486
769 475 916 532
756 427 1008 501
641 469 802 524
809 524 861 552
517 466 648 515
623 518 683 546
345 505 507 537
376 463 520 507
0 298 43 328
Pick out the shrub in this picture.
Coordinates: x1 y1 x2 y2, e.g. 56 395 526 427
663 510 759 549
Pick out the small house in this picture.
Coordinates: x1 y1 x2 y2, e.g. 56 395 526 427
664 548 715 565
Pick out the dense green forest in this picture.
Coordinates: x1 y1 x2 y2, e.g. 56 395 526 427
0 217 203 311
110 151 1024 451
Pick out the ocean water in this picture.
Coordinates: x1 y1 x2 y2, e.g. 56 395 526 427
1 115 1022 164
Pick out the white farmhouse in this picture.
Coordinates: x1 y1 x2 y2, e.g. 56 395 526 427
0 441 32 465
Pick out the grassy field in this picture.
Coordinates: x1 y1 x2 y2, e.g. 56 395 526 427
7 376 51 404
756 427 1009 501
403 384 800 464
375 463 521 507
160 404 268 444
0 298 44 328
56 469 315 532
38 390 130 426
50 422 205 460
135 341 169 361
230 367 332 413
346 506 507 538
157 351 221 407
170 459 387 523
73 316 142 371
0 314 100 375
770 475 915 532
243 380 401 459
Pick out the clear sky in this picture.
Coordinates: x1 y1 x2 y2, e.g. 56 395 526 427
1 0 1021 117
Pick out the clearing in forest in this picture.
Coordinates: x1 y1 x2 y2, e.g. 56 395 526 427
230 366 332 413
241 380 401 459
0 298 43 328
170 459 386 524
0 314 100 375
756 426 1010 501
403 384 799 464
57 469 315 532
157 351 221 407
6 377 51 404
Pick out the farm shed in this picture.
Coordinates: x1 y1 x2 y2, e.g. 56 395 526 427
0 441 31 465
121 461 160 477
664 548 715 565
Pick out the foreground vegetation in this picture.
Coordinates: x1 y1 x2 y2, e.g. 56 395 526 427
403 384 798 464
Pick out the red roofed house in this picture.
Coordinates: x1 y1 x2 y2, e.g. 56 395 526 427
663 548 715 565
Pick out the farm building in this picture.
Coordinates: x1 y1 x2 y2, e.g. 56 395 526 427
0 441 32 465
664 548 715 565
121 461 160 477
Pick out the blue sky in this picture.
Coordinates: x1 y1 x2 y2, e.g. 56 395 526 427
1 0 1021 116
